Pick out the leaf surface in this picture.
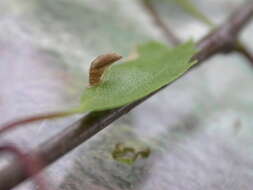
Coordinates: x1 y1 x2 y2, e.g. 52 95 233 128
79 41 197 112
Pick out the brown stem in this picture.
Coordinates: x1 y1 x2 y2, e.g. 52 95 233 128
0 2 253 190
141 0 181 45
235 42 253 66
0 112 73 135
0 144 51 190
194 2 253 63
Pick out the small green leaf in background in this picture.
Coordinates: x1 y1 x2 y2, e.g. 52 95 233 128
167 0 214 26
77 41 196 112
111 143 151 165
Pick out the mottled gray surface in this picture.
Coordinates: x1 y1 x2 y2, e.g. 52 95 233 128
1 0 253 189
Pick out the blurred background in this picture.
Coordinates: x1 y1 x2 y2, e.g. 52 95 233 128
1 0 253 189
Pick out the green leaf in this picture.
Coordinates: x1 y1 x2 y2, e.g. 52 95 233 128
78 41 197 112
168 0 214 26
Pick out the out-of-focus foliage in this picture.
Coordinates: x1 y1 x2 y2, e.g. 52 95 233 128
166 0 214 26
111 143 151 165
